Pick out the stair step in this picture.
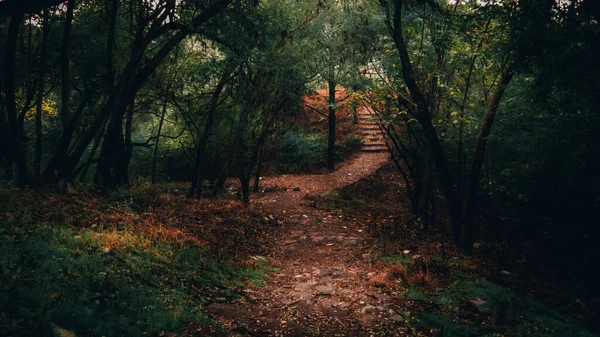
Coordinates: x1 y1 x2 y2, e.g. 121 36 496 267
362 147 388 153
363 142 387 147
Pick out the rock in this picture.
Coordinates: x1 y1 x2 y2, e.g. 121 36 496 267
370 293 391 302
346 238 359 246
358 314 377 326
311 236 324 243
298 235 308 241
361 305 385 314
390 314 404 322
323 304 349 318
294 274 306 280
315 285 336 295
468 299 491 313
291 292 315 301
331 271 349 278
294 282 312 292
52 325 76 337
317 276 333 285
335 235 345 242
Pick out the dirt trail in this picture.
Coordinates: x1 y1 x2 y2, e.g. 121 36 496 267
202 152 416 336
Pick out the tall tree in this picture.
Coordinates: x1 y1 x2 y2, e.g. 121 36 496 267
3 12 28 186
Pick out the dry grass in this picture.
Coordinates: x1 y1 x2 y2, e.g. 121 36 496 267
368 273 395 291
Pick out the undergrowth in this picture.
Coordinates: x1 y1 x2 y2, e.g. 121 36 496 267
375 251 596 337
278 129 361 173
0 187 274 336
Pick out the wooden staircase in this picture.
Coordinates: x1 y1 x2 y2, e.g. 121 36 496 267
357 108 388 153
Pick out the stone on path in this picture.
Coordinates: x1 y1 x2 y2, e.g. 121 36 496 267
291 292 315 301
390 314 404 322
361 305 386 314
315 285 336 295
294 282 312 292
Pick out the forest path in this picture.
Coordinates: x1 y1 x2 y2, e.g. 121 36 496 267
202 152 415 336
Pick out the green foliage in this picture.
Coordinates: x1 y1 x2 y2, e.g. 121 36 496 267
278 129 362 174
419 313 475 337
341 134 363 153
278 130 329 173
0 222 265 336
379 253 413 267
408 272 597 337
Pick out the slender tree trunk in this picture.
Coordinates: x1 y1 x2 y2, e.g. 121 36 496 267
95 103 127 187
386 0 462 243
189 69 230 197
3 13 28 187
152 100 168 185
456 21 489 194
41 97 89 182
53 0 231 185
459 65 514 249
34 9 50 177
106 0 118 91
239 171 250 204
215 159 228 196
0 93 8 178
252 145 262 192
40 0 75 183
120 99 135 185
78 120 107 182
327 78 336 170
60 0 75 127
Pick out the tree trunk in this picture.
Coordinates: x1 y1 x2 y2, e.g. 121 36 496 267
239 173 250 203
3 13 28 187
95 103 127 187
252 145 262 192
105 0 118 91
189 68 230 197
327 78 336 170
120 99 135 184
459 65 514 249
60 0 75 127
34 9 50 177
387 0 462 243
0 95 8 178
239 169 250 204
78 120 107 182
152 100 168 185
41 97 89 182
51 0 231 184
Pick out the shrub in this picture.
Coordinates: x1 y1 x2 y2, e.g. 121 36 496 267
278 130 329 173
